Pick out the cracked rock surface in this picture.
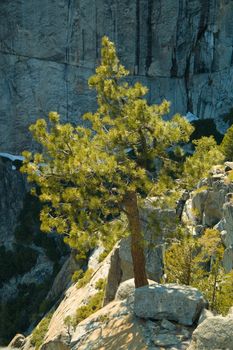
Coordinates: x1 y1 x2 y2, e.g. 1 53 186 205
1 0 233 152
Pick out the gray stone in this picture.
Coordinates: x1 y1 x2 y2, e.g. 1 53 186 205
223 246 233 272
134 283 207 326
41 340 70 350
46 253 80 301
161 319 176 331
192 188 225 226
227 306 233 318
225 162 233 171
214 219 225 233
223 202 233 248
188 316 233 350
153 333 180 347
115 278 136 301
103 244 122 306
2 1 233 153
115 278 155 301
198 308 214 325
179 328 191 340
0 157 27 243
87 246 105 271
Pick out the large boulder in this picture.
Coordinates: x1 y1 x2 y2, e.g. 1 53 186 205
70 299 193 350
115 278 155 301
191 182 227 227
103 244 122 306
134 283 207 326
188 314 233 350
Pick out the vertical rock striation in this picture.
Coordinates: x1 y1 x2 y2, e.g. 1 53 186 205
0 0 233 152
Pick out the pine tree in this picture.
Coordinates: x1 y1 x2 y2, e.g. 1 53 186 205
165 228 233 313
21 37 220 288
183 136 224 189
220 124 233 161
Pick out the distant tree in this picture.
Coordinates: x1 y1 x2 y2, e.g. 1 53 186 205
21 37 222 288
220 124 233 161
183 136 224 189
165 233 203 286
165 228 233 313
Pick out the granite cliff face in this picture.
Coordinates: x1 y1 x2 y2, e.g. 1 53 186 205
1 0 233 152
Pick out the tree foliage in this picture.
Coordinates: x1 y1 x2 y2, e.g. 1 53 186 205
183 136 224 189
21 37 223 287
220 124 233 161
165 228 233 314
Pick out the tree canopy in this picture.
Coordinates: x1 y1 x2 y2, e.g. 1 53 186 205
21 36 223 287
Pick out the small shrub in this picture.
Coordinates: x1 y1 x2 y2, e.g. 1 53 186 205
64 316 75 330
98 314 110 323
76 268 94 289
74 291 104 325
221 124 233 161
98 250 109 263
72 269 84 283
65 278 106 329
95 278 106 291
31 313 53 350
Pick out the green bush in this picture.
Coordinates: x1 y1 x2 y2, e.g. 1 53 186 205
95 278 106 291
165 228 233 314
76 268 94 288
64 278 106 329
72 269 84 283
221 124 233 161
74 291 104 325
31 313 53 349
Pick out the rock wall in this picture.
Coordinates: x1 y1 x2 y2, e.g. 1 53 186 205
1 0 233 152
0 157 26 243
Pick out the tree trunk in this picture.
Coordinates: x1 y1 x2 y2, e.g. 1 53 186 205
123 191 148 288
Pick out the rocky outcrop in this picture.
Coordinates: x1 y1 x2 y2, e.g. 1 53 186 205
115 278 154 301
1 1 233 152
40 249 114 349
134 283 207 326
45 253 80 302
183 165 233 272
41 288 195 350
188 311 233 350
69 299 194 350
